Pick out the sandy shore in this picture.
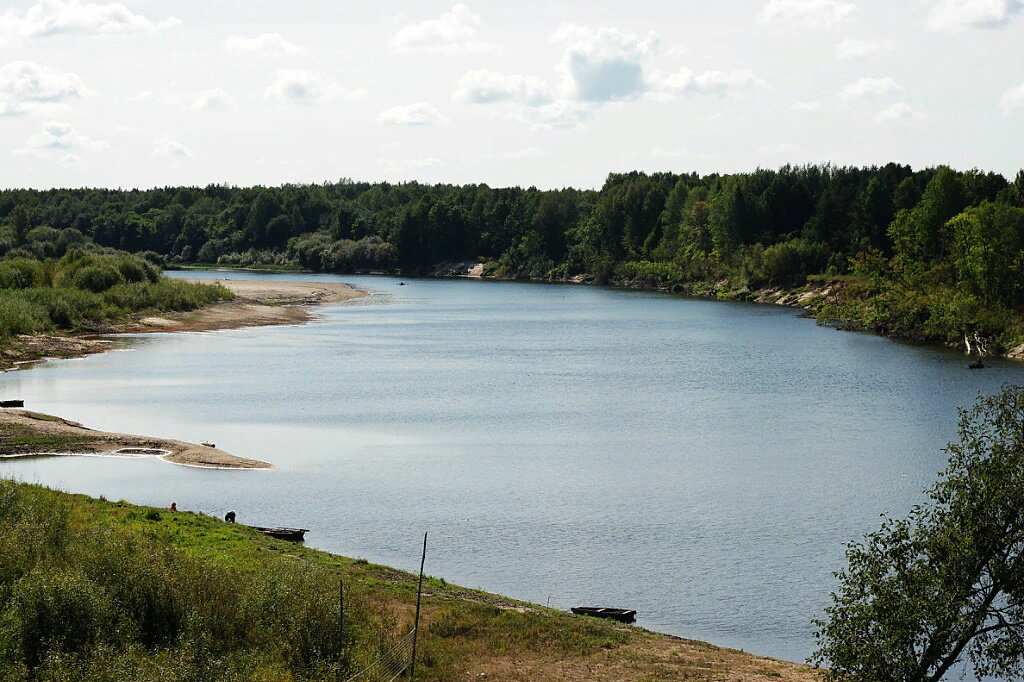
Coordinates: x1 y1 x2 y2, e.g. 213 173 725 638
1 277 367 369
0 278 366 468
130 278 367 333
0 409 270 469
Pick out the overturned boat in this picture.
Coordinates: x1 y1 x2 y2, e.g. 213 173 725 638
250 526 308 542
570 606 637 623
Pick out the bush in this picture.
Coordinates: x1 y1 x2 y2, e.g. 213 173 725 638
73 265 123 293
114 258 158 285
0 294 50 337
0 569 116 669
136 251 166 268
0 481 362 681
0 258 41 289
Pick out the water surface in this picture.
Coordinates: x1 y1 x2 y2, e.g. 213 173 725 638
2 272 1021 662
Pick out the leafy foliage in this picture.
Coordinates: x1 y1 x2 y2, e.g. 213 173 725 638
0 250 231 339
813 386 1024 681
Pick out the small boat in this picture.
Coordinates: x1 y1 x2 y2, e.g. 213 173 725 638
250 526 308 542
0 400 24 408
201 441 216 448
570 607 637 623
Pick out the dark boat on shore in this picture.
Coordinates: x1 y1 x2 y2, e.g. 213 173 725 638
570 607 637 623
250 526 308 542
0 400 24 408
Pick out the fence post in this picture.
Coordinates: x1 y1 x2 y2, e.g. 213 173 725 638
409 531 428 680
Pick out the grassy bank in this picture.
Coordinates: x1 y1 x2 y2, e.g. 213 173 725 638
0 250 233 368
0 480 818 681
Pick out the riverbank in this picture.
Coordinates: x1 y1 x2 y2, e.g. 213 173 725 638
428 260 1024 361
0 480 821 681
0 278 366 370
0 408 270 468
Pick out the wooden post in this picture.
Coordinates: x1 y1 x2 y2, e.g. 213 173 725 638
409 531 428 680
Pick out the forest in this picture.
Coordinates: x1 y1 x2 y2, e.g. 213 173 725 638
2 163 1024 353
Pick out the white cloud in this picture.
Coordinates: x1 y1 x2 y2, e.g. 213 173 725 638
873 101 923 122
661 68 768 97
926 0 1024 30
151 136 193 158
454 69 553 106
553 24 659 102
0 61 90 106
0 101 26 116
263 70 367 105
133 87 233 112
377 102 447 126
839 76 903 99
791 99 823 111
999 82 1024 114
759 142 800 155
185 88 233 111
503 147 545 159
58 153 82 167
389 4 492 54
16 120 107 156
224 33 302 55
2 0 179 39
376 157 444 173
759 0 858 28
836 37 881 59
522 100 595 130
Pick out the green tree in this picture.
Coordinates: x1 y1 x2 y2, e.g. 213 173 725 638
949 202 1024 306
10 206 30 246
813 386 1024 682
889 167 967 266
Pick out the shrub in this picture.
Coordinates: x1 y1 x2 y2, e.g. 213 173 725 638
0 294 50 337
0 569 116 669
0 259 41 289
73 265 123 293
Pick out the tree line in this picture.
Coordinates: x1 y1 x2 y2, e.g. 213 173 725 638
3 163 1024 351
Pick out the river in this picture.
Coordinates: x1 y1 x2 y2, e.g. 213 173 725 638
2 271 1021 663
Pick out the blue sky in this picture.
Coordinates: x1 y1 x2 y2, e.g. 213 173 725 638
1 0 1022 189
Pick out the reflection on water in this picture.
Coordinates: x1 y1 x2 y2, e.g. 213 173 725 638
2 271 1022 662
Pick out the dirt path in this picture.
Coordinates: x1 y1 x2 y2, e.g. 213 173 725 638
0 409 270 468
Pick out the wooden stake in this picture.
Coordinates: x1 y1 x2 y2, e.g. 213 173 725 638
409 531 428 680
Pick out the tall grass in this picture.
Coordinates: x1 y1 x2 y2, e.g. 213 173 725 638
0 250 233 339
0 481 365 682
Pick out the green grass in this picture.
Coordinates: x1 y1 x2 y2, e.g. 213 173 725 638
0 251 233 345
0 481 657 682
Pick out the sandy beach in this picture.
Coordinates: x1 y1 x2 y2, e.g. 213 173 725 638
2 277 367 369
0 277 367 468
0 409 271 468
130 277 367 333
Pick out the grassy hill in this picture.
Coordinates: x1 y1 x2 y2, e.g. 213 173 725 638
0 479 819 681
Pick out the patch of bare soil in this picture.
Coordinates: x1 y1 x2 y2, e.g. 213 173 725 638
458 634 821 682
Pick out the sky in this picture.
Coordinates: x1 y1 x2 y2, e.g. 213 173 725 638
0 0 1022 190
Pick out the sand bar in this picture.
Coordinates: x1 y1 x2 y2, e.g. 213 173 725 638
0 409 270 469
2 277 367 369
